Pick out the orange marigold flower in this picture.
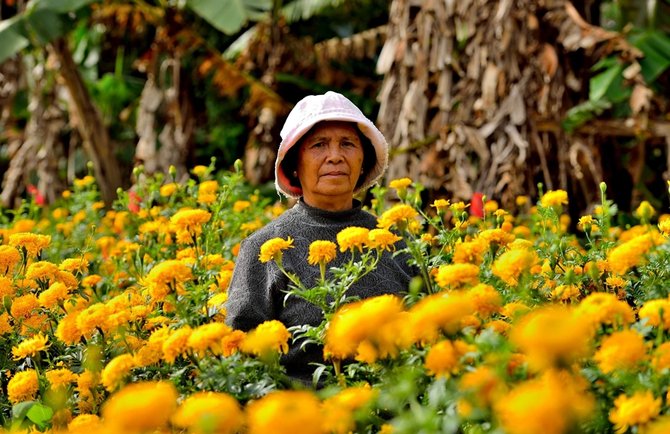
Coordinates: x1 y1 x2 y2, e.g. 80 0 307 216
574 292 634 328
259 237 294 263
0 245 21 274
491 248 536 286
377 204 419 230
308 240 337 266
8 232 51 257
336 227 370 253
435 263 480 289
10 294 39 319
245 390 323 434
322 385 376 434
12 333 49 360
162 326 193 364
539 190 568 208
425 340 462 378
101 354 136 391
406 292 475 344
187 322 233 356
45 368 78 390
38 282 70 308
59 257 89 274
241 320 290 358
197 180 219 205
102 381 178 433
367 229 401 251
7 369 39 403
609 391 661 433
172 391 244 434
639 299 670 330
452 238 489 265
594 330 648 373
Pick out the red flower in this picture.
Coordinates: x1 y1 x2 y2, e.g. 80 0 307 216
27 184 45 206
128 191 141 213
470 192 484 218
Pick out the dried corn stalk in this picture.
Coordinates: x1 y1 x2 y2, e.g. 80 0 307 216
376 0 664 210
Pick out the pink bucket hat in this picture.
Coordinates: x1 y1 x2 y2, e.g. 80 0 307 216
275 91 389 198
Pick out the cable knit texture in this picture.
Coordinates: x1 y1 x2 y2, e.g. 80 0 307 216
225 199 414 382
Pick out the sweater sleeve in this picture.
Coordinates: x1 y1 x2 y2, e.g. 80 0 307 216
224 236 280 332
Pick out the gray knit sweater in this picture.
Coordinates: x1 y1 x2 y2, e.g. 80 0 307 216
225 199 414 381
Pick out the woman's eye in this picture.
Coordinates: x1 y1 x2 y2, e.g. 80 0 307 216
310 142 324 148
342 141 357 148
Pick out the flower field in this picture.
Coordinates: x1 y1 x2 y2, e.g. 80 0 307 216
2 161 670 434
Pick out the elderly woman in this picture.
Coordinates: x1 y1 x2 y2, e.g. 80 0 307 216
225 91 414 383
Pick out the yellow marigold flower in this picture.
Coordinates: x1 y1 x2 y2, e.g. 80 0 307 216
478 228 514 246
551 283 581 301
9 232 51 257
45 368 77 389
61 189 71 198
76 303 111 338
605 275 626 288
574 292 634 328
469 283 502 318
308 240 337 266
0 245 21 274
170 208 212 237
322 385 376 434
539 189 568 208
68 414 102 432
425 340 462 378
635 200 656 221
491 248 536 286
171 391 244 434
246 390 324 434
145 260 193 300
38 282 70 308
241 218 264 233
494 370 594 434
609 391 661 433
377 204 419 230
484 200 499 213
10 293 39 319
594 329 648 373
658 219 670 236
459 366 505 407
639 299 670 330
12 333 49 360
431 198 450 212
82 274 102 288
452 238 488 265
55 312 82 345
259 237 294 263
434 263 480 289
0 275 15 298
192 165 209 178
221 330 246 357
73 175 95 188
336 226 370 253
509 305 593 372
607 232 662 275
101 354 136 391
102 381 178 432
324 295 405 362
367 229 401 251
233 200 251 212
7 369 39 403
407 292 475 344
389 177 412 191
0 312 12 335
187 322 233 356
26 261 59 282
652 342 670 372
159 182 179 197
241 320 290 357
162 326 193 363
198 180 219 204
59 257 89 274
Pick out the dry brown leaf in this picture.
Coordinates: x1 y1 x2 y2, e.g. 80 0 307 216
630 84 652 115
539 43 559 80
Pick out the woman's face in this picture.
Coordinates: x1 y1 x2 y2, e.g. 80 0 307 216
296 121 365 211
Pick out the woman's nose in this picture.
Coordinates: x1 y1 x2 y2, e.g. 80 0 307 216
326 144 344 161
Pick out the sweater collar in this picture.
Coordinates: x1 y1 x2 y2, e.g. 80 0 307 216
295 198 364 221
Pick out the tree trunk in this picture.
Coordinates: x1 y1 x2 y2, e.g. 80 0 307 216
50 38 124 205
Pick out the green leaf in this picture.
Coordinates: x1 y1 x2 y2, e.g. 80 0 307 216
26 403 53 429
11 401 37 422
562 99 611 133
29 0 97 13
25 8 65 45
630 30 670 83
589 63 623 102
0 17 30 64
186 0 271 35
